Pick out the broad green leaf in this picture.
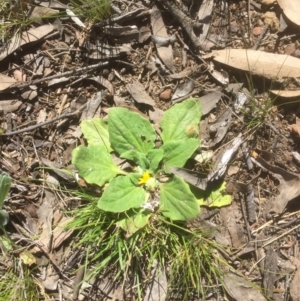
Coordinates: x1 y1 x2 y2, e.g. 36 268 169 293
0 172 11 208
159 176 200 220
128 172 142 186
0 209 9 226
81 118 112 152
198 182 232 208
121 150 150 169
160 98 201 143
162 139 199 169
117 210 151 236
98 175 147 212
108 107 156 155
147 149 164 172
72 145 125 186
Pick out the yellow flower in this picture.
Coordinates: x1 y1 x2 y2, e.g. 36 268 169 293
138 171 151 185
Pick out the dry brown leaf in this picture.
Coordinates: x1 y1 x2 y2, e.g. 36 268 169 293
252 156 300 214
270 90 300 97
277 0 300 26
210 49 300 78
223 273 267 301
52 216 74 250
37 108 47 124
171 79 194 100
168 166 207 190
288 117 300 135
29 6 59 19
0 100 22 113
0 74 17 91
197 0 214 50
42 265 59 290
12 67 25 82
290 255 300 301
0 24 55 61
151 5 174 72
199 90 222 115
149 106 164 124
36 191 54 253
127 81 155 106
220 203 246 248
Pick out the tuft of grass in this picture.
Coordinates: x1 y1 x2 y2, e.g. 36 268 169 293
66 190 226 300
70 0 111 23
0 251 44 301
0 0 111 45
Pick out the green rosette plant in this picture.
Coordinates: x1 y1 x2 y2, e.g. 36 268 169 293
72 98 202 234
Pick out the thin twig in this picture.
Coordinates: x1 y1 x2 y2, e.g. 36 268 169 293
240 192 252 241
4 61 109 92
2 104 87 136
252 23 269 50
156 0 202 52
262 223 300 248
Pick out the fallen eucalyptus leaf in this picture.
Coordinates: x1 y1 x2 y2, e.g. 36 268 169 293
223 273 267 301
270 90 300 98
127 81 155 106
251 156 300 214
0 25 55 61
210 49 300 78
168 166 207 190
151 5 174 72
207 107 232 147
171 79 195 101
199 90 222 115
277 0 300 26
0 74 17 91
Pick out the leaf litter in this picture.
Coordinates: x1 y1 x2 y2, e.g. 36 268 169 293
2 0 300 300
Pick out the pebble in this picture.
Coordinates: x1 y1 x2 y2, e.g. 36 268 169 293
295 49 300 58
230 21 239 33
159 88 172 101
284 43 295 55
253 27 262 36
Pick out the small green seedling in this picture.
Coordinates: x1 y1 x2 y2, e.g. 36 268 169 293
0 172 11 227
72 99 229 234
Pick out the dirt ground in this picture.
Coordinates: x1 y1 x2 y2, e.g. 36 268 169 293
2 0 300 300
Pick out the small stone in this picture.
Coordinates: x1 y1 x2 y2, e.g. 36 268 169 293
159 88 172 101
284 43 295 55
253 26 262 36
295 49 300 58
230 21 239 33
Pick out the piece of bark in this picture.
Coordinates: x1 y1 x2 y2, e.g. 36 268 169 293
263 246 277 299
150 5 174 72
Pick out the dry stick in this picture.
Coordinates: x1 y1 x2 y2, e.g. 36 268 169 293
156 0 202 52
262 223 300 248
2 103 87 136
252 23 270 50
6 61 109 91
240 192 252 241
